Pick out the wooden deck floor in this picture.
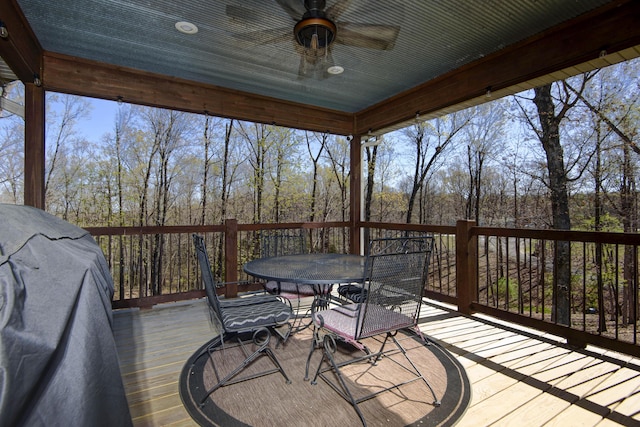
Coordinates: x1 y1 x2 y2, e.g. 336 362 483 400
113 298 640 427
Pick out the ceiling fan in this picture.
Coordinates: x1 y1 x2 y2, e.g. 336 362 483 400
226 0 401 78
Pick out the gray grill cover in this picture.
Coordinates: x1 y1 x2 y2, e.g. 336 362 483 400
0 204 132 426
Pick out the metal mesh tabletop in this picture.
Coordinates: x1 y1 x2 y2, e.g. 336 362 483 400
243 254 365 285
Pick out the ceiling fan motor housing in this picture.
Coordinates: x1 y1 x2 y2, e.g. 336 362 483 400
294 0 336 49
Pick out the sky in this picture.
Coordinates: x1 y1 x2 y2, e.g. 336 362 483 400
76 97 120 142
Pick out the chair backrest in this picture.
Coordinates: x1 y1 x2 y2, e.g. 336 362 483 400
260 229 307 257
356 235 434 339
192 234 224 325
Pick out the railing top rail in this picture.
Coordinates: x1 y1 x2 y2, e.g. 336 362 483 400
472 226 640 245
86 222 640 246
84 224 225 236
362 221 456 234
85 222 351 236
238 221 349 232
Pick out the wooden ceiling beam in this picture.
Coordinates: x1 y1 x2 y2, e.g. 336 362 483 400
41 52 355 136
0 0 42 83
355 0 640 135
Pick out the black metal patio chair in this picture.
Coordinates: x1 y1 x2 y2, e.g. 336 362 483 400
305 235 440 426
190 234 293 406
336 231 434 304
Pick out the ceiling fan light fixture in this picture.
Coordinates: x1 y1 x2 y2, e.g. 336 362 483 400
294 17 336 50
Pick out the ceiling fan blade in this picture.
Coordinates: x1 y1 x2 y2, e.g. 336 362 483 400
226 5 269 25
336 23 400 50
232 27 293 47
275 0 306 21
226 5 293 27
325 0 353 21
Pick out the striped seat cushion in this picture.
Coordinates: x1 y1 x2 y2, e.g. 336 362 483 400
221 300 292 332
338 284 367 303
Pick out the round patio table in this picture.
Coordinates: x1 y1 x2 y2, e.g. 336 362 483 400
244 253 366 332
243 253 365 286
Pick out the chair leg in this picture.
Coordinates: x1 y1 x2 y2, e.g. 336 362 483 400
303 324 324 381
263 346 292 384
273 322 292 347
188 334 224 373
198 328 291 406
391 333 441 407
290 297 313 333
310 332 441 425
310 334 368 426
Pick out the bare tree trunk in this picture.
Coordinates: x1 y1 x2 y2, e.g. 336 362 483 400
533 84 572 325
474 150 483 224
138 137 157 298
569 79 638 325
466 145 474 220
568 78 639 325
406 116 467 223
605 246 619 321
201 114 211 226
621 142 636 324
240 123 269 225
364 145 377 222
325 136 350 249
594 130 607 331
306 132 327 250
274 147 283 222
216 119 234 279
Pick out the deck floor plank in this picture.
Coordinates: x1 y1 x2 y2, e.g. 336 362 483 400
113 298 640 426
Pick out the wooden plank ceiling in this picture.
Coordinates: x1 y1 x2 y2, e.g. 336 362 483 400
1 0 639 136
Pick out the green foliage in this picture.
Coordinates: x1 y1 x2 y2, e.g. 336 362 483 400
574 212 623 232
495 276 518 300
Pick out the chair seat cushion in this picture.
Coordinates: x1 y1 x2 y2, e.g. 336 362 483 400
316 303 414 339
264 280 332 296
221 300 292 332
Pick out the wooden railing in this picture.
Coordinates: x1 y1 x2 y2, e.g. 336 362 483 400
86 221 351 308
361 222 458 304
462 222 640 357
87 219 640 357
367 221 640 356
88 224 224 308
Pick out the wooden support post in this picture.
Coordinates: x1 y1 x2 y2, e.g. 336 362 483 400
349 134 361 255
24 83 45 209
456 220 477 315
224 218 238 298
